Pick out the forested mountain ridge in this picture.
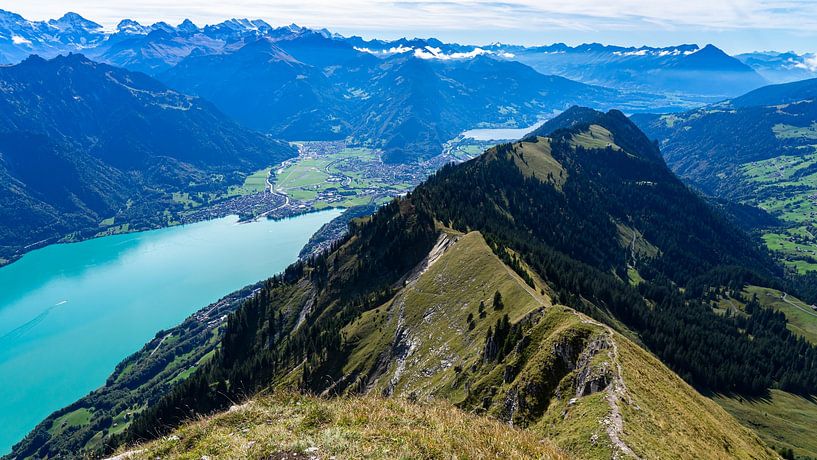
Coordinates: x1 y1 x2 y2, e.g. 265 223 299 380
110 231 775 459
19 107 814 459
0 53 296 263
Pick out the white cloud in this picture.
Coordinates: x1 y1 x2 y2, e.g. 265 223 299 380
11 35 32 45
387 45 413 54
657 49 680 56
610 48 699 57
357 44 496 60
354 45 413 55
794 54 817 72
413 46 491 59
614 49 649 56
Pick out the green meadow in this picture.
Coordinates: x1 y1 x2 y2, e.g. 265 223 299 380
271 146 414 208
741 149 817 274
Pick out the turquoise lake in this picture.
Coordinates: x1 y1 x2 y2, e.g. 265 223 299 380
0 209 341 454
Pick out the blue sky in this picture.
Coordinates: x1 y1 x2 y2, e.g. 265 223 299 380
3 0 816 54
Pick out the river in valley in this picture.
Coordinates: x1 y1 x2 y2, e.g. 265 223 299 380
0 209 342 454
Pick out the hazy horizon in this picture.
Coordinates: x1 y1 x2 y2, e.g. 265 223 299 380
2 0 816 55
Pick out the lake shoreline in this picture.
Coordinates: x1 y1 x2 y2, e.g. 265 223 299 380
0 209 342 454
0 199 338 271
6 279 264 458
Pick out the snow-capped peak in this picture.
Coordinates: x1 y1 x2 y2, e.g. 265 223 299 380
116 19 148 35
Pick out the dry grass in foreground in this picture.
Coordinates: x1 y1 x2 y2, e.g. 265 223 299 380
115 392 567 459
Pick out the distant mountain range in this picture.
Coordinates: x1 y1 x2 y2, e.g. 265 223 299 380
0 54 295 261
5 8 807 94
0 9 323 71
503 43 766 99
1 9 777 102
736 51 817 84
1 9 689 164
0 10 106 63
159 33 643 163
348 39 768 100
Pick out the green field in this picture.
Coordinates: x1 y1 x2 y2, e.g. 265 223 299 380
570 124 621 150
714 390 817 460
773 123 817 141
230 167 271 195
446 143 487 162
271 146 414 209
761 231 817 273
454 144 484 156
744 286 817 344
741 150 817 273
173 167 272 207
47 408 92 436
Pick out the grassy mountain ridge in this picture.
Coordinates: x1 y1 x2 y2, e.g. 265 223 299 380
106 108 812 456
115 229 774 459
13 107 814 459
331 230 773 458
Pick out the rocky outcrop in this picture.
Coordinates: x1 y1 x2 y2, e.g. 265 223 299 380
573 335 614 398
